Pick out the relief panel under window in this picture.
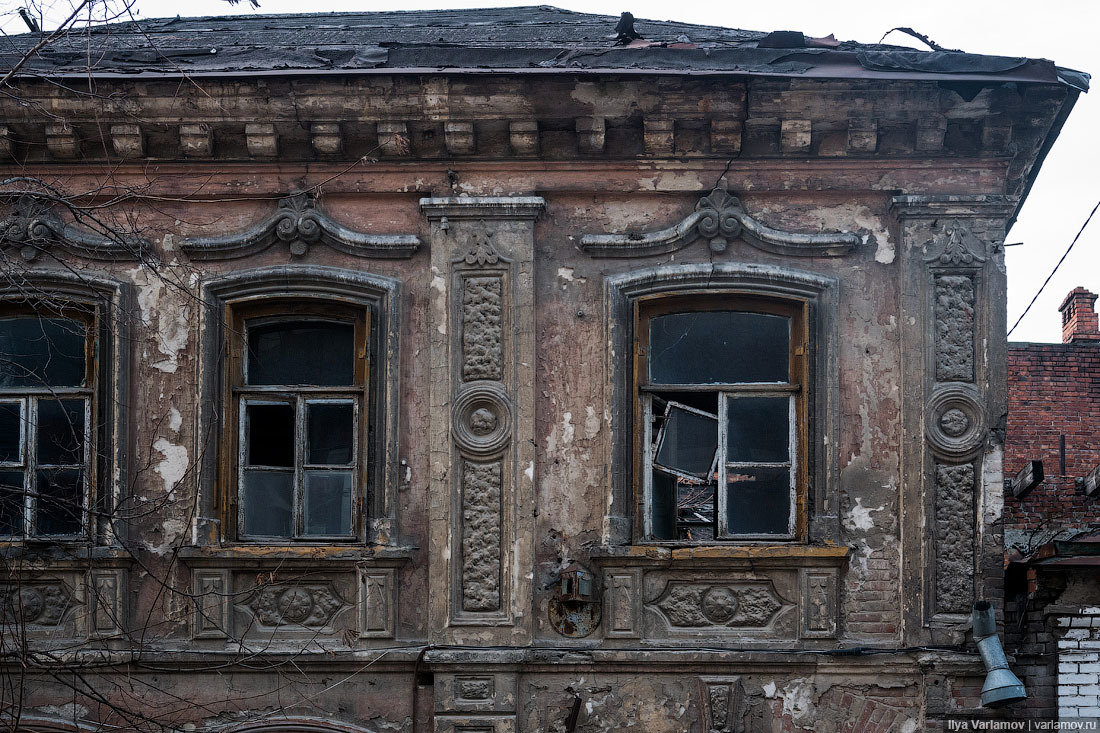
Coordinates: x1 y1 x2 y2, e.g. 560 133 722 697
639 302 804 542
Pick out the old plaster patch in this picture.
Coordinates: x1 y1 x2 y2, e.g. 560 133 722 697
557 266 587 289
168 405 182 434
982 445 1004 523
805 204 891 264
153 437 189 493
37 704 89 721
584 405 601 440
844 497 881 533
561 412 575 445
429 266 447 335
147 517 187 555
763 682 777 698
900 719 919 733
779 678 817 724
129 266 190 373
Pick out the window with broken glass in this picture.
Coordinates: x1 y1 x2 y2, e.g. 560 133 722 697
0 308 96 538
228 302 369 541
637 296 807 541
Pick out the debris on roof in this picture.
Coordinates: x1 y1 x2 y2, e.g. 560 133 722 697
0 4 1086 90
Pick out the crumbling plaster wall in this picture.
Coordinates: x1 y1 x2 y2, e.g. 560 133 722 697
0 65 1044 729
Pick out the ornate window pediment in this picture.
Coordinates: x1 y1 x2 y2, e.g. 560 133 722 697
581 182 862 258
181 192 421 260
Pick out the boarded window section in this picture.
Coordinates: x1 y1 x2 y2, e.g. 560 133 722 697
0 314 92 538
237 317 361 541
643 306 799 541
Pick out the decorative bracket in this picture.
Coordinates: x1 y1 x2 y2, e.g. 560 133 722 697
0 196 148 262
580 182 861 258
181 192 421 260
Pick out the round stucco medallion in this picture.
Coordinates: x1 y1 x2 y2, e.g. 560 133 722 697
469 407 499 436
701 587 738 624
278 588 314 624
17 587 44 622
926 383 985 460
452 381 513 457
939 408 969 437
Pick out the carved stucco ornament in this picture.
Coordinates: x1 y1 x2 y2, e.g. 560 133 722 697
0 196 148 262
242 582 348 629
923 219 991 267
580 182 862 258
649 581 786 629
926 383 986 460
181 192 421 260
0 581 80 626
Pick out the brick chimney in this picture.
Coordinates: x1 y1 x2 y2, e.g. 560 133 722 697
1059 287 1100 343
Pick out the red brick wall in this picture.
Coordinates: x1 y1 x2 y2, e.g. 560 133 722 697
1005 341 1100 533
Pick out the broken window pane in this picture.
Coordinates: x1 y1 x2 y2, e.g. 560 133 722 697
37 399 85 466
0 316 87 388
650 469 677 540
649 311 788 384
35 468 82 535
0 402 21 463
246 403 295 467
727 396 790 463
725 466 792 535
307 402 354 465
303 470 353 536
247 320 354 386
0 471 23 534
242 470 293 537
654 402 718 477
676 480 716 541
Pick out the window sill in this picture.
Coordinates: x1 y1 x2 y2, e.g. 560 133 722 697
589 543 849 568
0 542 132 564
176 544 415 567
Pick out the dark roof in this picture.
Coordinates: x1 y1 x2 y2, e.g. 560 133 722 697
0 5 1088 89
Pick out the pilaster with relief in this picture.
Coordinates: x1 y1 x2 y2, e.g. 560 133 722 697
891 195 1014 644
421 197 543 645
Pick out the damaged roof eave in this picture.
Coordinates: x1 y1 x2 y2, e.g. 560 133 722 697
16 64 1083 86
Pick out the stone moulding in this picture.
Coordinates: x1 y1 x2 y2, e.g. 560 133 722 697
580 182 861 258
0 196 148 261
925 383 987 460
181 192 421 260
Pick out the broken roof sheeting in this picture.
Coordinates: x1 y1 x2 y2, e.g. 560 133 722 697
0 5 1087 89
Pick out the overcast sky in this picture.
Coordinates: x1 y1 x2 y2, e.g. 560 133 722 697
3 0 1097 342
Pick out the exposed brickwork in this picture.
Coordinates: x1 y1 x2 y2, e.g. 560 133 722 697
1005 339 1100 538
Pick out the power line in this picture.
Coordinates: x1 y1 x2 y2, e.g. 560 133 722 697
1008 197 1100 337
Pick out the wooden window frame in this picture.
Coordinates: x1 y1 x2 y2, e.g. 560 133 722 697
634 292 809 543
0 305 98 539
222 300 371 542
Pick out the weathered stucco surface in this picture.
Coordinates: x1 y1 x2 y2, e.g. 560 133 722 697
0 22 1074 727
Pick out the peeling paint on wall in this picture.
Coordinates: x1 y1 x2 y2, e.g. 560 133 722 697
129 265 191 374
153 437 189 493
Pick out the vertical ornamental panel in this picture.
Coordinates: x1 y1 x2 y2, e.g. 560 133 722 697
933 463 976 614
893 198 1013 639
423 197 543 645
462 460 502 612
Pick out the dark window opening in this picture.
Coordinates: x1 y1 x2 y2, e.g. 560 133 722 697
229 307 368 542
637 297 806 542
0 313 94 538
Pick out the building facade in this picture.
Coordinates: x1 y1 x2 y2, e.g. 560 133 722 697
0 7 1087 731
